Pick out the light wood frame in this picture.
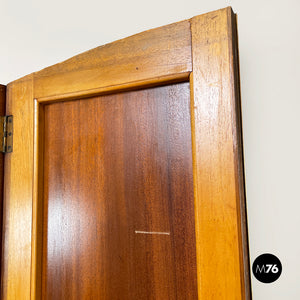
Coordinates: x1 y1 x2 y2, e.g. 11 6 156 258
1 7 251 299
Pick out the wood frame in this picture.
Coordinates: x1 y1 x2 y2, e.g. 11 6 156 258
1 7 251 299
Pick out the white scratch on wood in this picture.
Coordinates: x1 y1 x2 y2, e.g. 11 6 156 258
135 230 170 235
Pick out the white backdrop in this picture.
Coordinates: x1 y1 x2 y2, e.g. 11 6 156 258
1 0 299 299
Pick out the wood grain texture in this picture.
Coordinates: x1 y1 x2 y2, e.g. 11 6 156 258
2 76 34 300
1 7 250 300
0 84 6 297
37 73 191 104
34 20 192 100
190 7 249 299
42 83 198 300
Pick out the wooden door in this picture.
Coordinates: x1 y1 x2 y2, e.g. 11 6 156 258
1 7 251 300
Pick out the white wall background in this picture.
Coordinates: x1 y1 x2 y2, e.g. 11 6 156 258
0 0 299 299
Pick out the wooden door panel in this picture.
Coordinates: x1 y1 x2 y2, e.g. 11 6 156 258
42 82 198 299
1 7 251 300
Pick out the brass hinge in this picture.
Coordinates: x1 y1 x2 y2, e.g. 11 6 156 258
0 116 13 153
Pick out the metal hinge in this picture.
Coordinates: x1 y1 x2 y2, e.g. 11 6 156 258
0 115 13 153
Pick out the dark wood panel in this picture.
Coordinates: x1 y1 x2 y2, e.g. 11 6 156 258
42 82 198 299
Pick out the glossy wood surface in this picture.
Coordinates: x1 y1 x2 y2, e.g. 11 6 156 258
2 7 250 300
34 20 192 101
190 8 250 299
2 75 34 300
42 82 198 299
2 16 193 300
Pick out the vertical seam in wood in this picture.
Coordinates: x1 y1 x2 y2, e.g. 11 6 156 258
188 18 201 300
31 98 45 300
30 80 35 300
189 71 202 299
189 15 203 299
